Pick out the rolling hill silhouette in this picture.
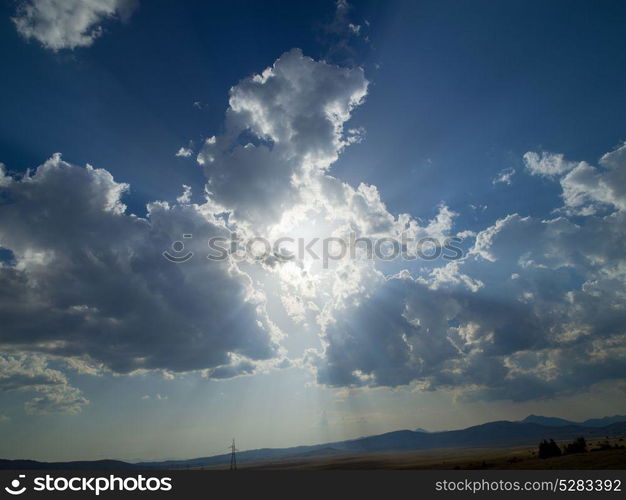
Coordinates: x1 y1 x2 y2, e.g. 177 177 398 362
521 414 626 427
2 416 625 470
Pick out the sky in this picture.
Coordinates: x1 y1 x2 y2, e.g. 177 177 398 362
1 0 626 462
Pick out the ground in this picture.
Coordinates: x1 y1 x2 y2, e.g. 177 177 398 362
203 438 626 470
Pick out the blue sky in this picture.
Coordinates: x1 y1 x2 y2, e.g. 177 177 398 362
3 0 626 223
1 0 626 461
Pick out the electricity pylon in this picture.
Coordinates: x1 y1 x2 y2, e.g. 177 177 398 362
229 438 238 470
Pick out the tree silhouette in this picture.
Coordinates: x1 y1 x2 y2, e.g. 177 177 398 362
563 436 587 455
538 439 562 459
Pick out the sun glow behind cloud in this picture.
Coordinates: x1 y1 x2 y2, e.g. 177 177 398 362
2 46 626 420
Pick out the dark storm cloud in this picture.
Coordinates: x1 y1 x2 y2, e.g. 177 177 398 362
0 155 280 376
311 144 626 400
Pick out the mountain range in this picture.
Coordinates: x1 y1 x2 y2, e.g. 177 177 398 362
521 414 626 428
2 415 625 470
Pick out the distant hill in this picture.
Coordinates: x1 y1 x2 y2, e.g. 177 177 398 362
415 427 430 433
0 459 138 470
521 414 626 428
581 415 626 427
3 418 626 470
521 415 576 427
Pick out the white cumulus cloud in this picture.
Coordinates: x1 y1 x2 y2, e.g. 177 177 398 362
175 147 193 158
12 0 139 51
492 167 516 185
0 353 88 414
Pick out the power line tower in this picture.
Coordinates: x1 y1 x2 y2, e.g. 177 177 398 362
229 438 238 471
